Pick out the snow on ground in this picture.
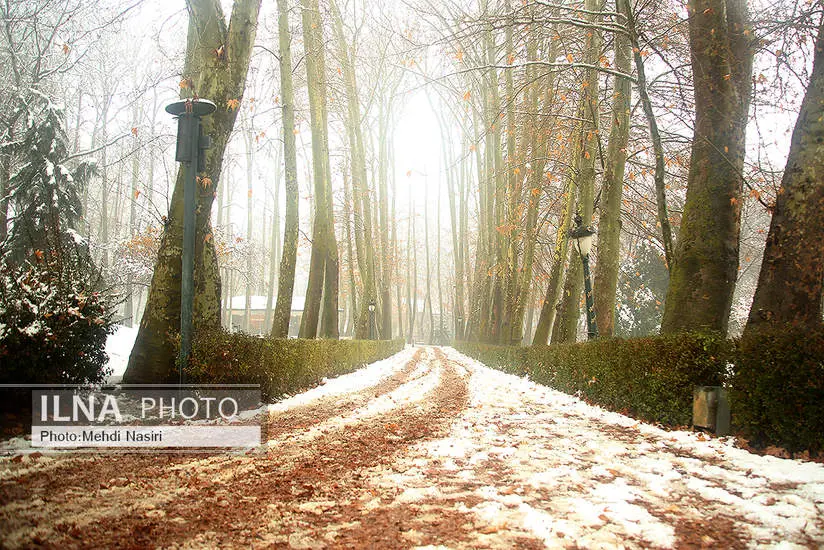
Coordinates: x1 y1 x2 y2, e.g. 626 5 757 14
358 347 824 548
268 347 440 446
266 346 417 414
104 324 138 383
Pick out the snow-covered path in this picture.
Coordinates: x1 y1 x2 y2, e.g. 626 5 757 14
1 346 822 548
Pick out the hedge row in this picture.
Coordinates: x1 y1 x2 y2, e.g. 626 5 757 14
456 328 824 453
730 326 824 453
455 332 729 428
187 330 404 401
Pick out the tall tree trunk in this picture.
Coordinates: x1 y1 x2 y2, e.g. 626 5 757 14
487 21 506 343
500 0 518 344
124 0 262 382
378 100 394 339
522 283 535 345
624 0 674 269
299 0 339 339
271 0 300 338
661 0 753 334
99 101 110 271
244 126 254 332
407 190 417 344
437 175 444 341
330 0 374 339
747 21 824 330
509 31 558 344
125 104 141 327
424 179 434 343
532 160 576 346
264 138 282 333
551 0 602 344
593 0 632 337
343 164 359 337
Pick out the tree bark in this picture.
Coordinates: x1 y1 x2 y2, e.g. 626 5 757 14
593 0 632 337
661 0 753 334
124 0 261 382
271 0 300 338
330 0 374 340
747 21 824 330
546 0 602 344
264 138 282 333
299 0 339 339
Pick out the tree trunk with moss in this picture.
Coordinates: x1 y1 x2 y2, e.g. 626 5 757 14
271 0 299 339
593 0 632 337
660 0 753 334
747 21 824 330
124 0 261 383
532 159 576 345
299 0 339 339
550 0 602 344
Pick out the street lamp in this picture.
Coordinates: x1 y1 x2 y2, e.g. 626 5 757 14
166 98 216 384
456 315 464 341
368 299 376 340
569 213 598 340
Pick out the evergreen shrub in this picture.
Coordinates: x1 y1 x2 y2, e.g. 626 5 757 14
0 254 114 386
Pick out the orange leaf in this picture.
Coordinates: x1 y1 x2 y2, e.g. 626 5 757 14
566 53 574 63
226 98 240 111
463 90 471 101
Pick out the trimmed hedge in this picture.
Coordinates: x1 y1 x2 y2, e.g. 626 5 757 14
455 332 729 427
730 326 824 454
187 330 404 401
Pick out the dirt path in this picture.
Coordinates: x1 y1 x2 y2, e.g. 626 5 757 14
1 346 823 549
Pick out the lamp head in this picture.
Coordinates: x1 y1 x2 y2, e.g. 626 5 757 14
568 213 596 256
165 99 217 117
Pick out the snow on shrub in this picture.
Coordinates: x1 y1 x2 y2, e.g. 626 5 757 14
0 253 114 385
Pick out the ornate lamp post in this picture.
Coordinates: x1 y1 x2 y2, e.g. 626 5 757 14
368 299 376 340
569 213 598 340
165 98 215 384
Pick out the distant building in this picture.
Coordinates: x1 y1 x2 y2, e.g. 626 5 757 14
228 295 306 337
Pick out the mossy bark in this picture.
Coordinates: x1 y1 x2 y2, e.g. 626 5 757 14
124 0 261 383
661 0 753 334
593 0 632 337
271 0 299 338
747 21 824 329
298 0 339 339
549 0 602 344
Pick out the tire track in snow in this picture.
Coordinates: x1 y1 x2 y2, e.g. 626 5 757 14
0 347 428 548
0 347 469 549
